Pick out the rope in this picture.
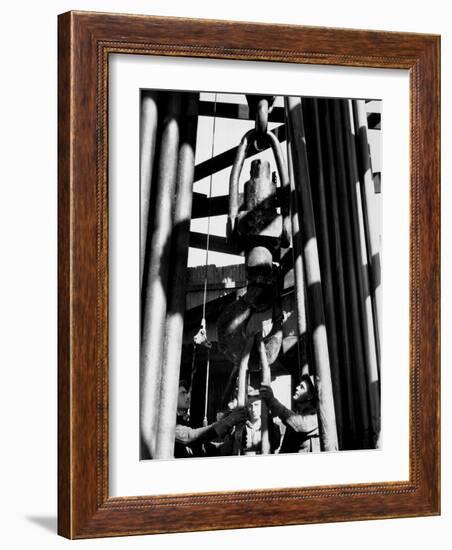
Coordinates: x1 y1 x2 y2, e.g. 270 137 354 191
188 344 197 395
201 94 218 425
187 94 217 427
203 349 211 426
202 93 218 321
186 344 197 421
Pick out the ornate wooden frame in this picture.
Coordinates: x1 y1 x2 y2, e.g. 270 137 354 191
58 11 440 539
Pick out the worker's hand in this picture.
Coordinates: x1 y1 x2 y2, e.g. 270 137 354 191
215 406 247 436
259 384 275 403
223 406 247 426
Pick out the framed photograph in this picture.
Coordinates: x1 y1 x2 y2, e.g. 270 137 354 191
58 11 440 538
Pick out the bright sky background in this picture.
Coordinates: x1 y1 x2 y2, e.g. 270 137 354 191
188 93 285 267
188 93 381 268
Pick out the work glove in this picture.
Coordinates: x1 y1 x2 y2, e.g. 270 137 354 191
259 384 290 420
214 406 247 437
259 384 275 403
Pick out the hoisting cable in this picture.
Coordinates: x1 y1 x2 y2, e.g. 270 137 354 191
201 93 218 426
188 94 218 424
202 93 218 330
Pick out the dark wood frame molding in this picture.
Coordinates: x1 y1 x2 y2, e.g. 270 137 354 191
58 10 440 539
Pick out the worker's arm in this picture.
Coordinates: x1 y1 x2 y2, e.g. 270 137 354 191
175 406 247 445
260 385 318 433
175 424 217 445
259 385 293 422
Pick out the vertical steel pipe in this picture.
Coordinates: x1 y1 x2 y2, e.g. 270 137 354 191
257 333 272 454
353 100 382 364
304 98 344 448
342 100 380 446
320 99 357 448
155 94 199 459
331 99 370 448
286 144 310 377
234 337 253 455
140 91 159 286
140 93 182 459
285 96 338 452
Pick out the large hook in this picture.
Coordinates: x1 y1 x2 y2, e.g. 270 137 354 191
227 129 291 248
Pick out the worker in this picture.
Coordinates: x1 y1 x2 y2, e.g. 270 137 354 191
240 387 281 455
242 387 263 455
174 380 247 458
259 375 320 453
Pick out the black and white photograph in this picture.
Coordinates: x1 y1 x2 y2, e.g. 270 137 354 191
0 0 445 545
139 90 382 461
